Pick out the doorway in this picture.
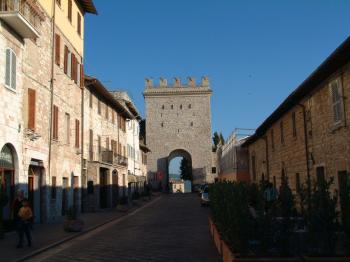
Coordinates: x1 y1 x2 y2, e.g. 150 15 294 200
62 177 69 216
99 168 109 209
28 164 45 223
0 144 16 221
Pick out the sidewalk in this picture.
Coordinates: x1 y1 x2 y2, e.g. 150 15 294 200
0 196 159 262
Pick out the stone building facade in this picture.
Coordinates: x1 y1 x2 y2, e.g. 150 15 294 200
243 37 350 193
83 77 131 211
144 77 213 187
0 0 97 223
111 91 147 193
218 133 250 182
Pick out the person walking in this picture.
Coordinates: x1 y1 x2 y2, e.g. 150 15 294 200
12 190 24 246
17 199 33 248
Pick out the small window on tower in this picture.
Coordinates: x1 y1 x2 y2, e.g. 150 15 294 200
180 105 182 109
161 122 164 127
171 105 173 109
190 122 193 127
162 105 165 110
188 104 191 109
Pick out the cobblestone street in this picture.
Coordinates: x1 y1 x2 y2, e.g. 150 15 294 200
32 194 219 262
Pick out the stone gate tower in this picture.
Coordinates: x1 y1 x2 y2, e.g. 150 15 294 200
143 77 213 187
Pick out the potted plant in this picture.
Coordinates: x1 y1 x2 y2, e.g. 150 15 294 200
0 191 9 239
63 207 84 232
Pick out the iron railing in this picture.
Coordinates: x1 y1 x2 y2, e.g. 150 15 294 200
0 0 41 29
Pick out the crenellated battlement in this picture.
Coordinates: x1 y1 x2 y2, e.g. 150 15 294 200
145 76 210 89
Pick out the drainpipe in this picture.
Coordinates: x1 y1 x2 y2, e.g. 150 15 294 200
262 136 270 181
297 103 311 205
80 76 84 212
48 0 56 187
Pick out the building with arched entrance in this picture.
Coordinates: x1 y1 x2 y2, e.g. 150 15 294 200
144 77 213 189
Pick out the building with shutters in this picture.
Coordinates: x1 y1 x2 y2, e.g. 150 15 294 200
0 0 97 224
82 76 132 211
243 37 350 195
111 91 149 194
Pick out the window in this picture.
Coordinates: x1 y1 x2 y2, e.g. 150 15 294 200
251 155 256 181
5 48 16 90
98 135 101 154
292 112 297 137
89 92 93 108
67 51 72 78
65 113 70 144
316 166 325 185
55 34 60 66
28 88 36 131
98 99 101 115
180 105 182 110
71 53 76 82
53 105 59 140
271 129 275 150
75 119 80 148
280 121 284 144
330 79 344 124
77 13 81 36
89 129 93 160
190 122 193 127
112 111 115 124
296 173 301 192
106 137 109 150
171 105 173 109
162 105 164 110
212 167 216 174
161 122 164 127
51 177 57 199
68 0 72 22
105 105 109 120
188 104 191 109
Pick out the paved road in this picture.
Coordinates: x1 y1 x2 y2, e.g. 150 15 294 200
32 194 220 262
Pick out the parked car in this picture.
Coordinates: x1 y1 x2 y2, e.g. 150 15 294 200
200 186 209 207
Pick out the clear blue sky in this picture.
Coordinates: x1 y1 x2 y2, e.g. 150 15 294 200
84 0 350 140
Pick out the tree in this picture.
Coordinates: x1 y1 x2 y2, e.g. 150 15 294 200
179 158 192 181
212 132 220 151
219 133 225 145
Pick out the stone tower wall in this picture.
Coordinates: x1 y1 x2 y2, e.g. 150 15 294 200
144 77 213 185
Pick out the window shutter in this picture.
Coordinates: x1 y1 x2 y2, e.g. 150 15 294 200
75 119 80 148
68 0 72 22
55 34 60 66
53 105 59 140
28 88 36 130
77 63 80 86
64 46 68 74
11 52 16 89
80 64 84 88
71 53 75 81
77 13 81 36
5 49 11 87
331 81 343 123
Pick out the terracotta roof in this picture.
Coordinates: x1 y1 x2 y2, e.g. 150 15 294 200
77 0 97 14
84 76 134 119
243 36 350 147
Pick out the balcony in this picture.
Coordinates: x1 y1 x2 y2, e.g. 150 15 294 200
115 154 128 167
101 150 113 165
0 0 43 38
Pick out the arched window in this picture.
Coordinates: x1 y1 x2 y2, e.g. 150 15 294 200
5 48 16 90
0 144 14 169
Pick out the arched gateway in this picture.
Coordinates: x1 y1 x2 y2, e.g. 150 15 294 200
144 77 213 189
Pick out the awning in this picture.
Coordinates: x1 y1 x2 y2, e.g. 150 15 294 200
127 174 137 183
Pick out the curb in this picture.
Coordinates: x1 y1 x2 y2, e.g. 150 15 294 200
16 196 161 262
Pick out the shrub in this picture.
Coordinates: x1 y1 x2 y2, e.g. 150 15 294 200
304 177 339 255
